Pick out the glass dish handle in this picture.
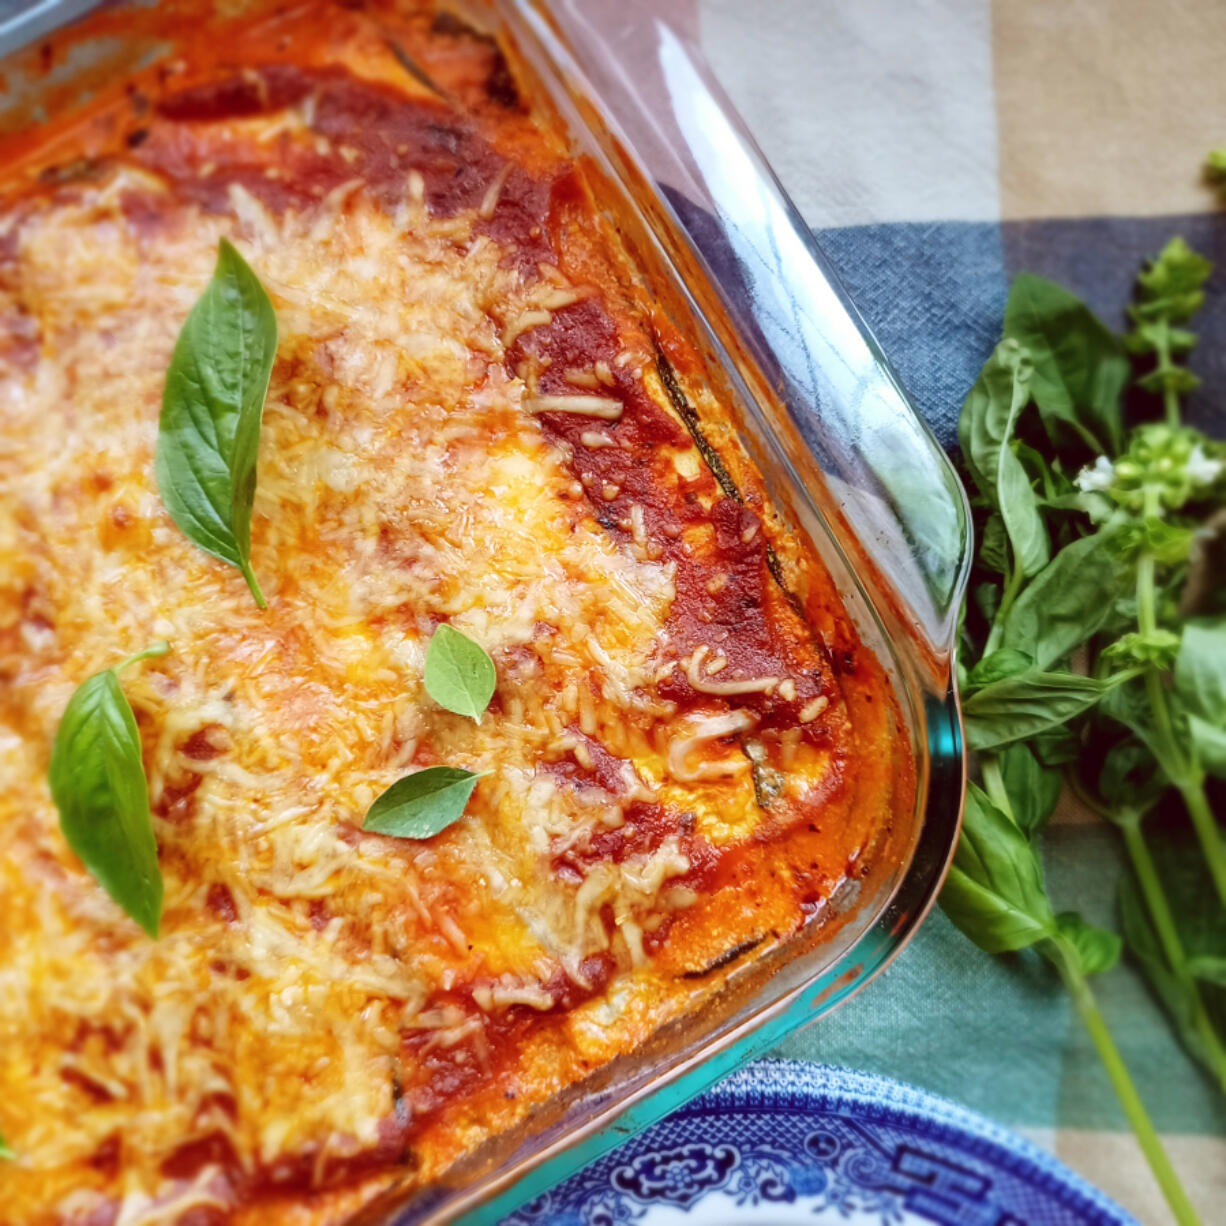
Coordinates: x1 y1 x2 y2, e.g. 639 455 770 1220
510 0 971 662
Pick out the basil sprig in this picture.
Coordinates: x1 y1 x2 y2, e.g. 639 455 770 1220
424 624 496 721
362 766 485 840
0 1133 12 1160
49 643 170 937
156 238 277 608
946 232 1226 1226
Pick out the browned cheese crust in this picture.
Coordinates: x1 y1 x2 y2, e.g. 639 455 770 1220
0 3 915 1222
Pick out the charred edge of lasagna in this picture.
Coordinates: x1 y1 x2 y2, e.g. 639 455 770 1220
680 935 765 979
654 346 804 619
386 39 450 101
430 10 521 109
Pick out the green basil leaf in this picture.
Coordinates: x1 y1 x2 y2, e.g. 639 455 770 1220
156 238 277 609
1138 366 1201 396
1002 273 1126 457
49 643 170 937
1101 628 1182 671
1002 531 1123 669
1097 737 1166 823
979 512 1009 575
967 648 1033 691
998 742 1061 834
1174 618 1226 725
940 783 1055 954
363 766 484 839
0 1134 12 1160
971 580 1001 627
1115 516 1198 566
1187 955 1226 988
1100 677 1187 784
963 669 1131 752
1028 721 1081 767
1015 439 1076 505
1054 911 1121 977
424 625 496 722
1130 237 1212 327
1187 714 1226 780
958 341 1049 576
1147 837 1226 961
1119 866 1222 1078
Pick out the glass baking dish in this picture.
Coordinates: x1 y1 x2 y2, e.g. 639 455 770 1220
0 1 971 1221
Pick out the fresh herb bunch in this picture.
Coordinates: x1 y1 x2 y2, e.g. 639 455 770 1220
944 238 1226 1226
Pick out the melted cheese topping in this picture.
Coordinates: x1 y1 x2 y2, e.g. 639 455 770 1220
0 6 912 1222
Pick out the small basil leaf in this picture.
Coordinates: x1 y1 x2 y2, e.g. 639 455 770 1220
940 783 1055 955
967 648 1033 690
958 341 1050 576
963 669 1131 752
1002 531 1123 669
998 742 1061 834
1137 366 1201 396
1054 911 1122 977
156 238 277 608
1187 955 1226 988
363 766 484 840
1101 628 1182 671
1015 439 1073 504
1130 237 1212 328
49 643 170 938
1187 715 1226 780
1115 516 1198 566
0 1134 11 1160
1002 273 1127 457
424 625 496 722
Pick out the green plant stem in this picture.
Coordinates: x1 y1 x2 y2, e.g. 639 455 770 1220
984 559 1025 656
1180 780 1226 909
1121 822 1226 1092
1152 321 1182 427
239 557 267 610
1134 484 1226 908
1164 387 1180 428
1055 953 1202 1226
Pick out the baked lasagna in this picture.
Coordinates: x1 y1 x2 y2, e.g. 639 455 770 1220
0 2 915 1222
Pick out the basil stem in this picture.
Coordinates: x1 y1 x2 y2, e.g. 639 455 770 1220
1052 948 1202 1226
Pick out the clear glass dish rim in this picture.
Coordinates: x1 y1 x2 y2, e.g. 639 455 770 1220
0 3 971 1223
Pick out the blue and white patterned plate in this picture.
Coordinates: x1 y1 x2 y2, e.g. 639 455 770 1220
501 1061 1136 1226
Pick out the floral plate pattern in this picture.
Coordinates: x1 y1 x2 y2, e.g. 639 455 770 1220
501 1062 1136 1226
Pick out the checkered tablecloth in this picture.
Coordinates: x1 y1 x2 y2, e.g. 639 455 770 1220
683 1 1226 1222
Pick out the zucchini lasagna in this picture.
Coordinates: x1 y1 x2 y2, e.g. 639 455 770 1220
0 2 915 1222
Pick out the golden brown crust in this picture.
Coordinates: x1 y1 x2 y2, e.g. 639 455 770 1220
0 3 914 1222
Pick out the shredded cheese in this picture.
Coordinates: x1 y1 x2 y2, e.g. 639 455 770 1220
522 394 624 419
0 170 685 1215
668 710 756 782
0 14 894 1218
685 645 779 696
